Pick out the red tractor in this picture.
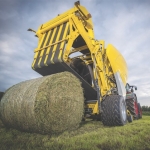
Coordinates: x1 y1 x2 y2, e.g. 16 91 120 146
126 83 142 122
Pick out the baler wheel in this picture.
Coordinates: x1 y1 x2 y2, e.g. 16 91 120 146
101 95 127 126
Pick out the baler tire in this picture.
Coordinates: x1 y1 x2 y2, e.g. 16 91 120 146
138 103 142 119
101 95 127 126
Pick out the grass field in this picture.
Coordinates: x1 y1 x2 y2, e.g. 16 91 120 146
142 111 150 116
0 113 150 150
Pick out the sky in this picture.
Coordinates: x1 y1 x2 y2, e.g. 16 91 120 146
0 0 150 106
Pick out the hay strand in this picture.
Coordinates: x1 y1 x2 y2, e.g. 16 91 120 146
0 72 84 134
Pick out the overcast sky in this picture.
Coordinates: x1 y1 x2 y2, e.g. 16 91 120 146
0 0 150 106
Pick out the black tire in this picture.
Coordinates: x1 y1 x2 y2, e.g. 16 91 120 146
127 115 133 123
101 95 127 126
126 95 138 119
138 103 142 119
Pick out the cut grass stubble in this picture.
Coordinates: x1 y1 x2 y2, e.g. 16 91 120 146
0 116 150 150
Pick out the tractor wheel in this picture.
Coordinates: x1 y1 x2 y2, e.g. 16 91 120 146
126 96 139 119
138 103 142 119
101 95 127 126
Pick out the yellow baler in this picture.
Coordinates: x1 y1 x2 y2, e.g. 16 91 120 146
30 1 128 126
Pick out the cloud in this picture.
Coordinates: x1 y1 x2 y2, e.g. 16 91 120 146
0 33 41 91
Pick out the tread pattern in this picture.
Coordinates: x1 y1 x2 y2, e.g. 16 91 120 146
101 95 127 126
126 95 138 119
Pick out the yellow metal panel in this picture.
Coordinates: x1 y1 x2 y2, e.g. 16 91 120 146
32 51 39 69
34 38 68 53
38 33 46 48
38 30 51 67
32 59 36 69
58 22 69 61
86 101 99 114
106 44 128 85
93 101 98 114
39 17 69 34
34 52 39 59
32 33 46 69
32 52 38 69
34 34 45 52
50 24 63 64
44 27 57 66
39 4 93 33
41 8 75 30
38 50 44 68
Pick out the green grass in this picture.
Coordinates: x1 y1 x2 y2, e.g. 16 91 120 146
0 115 150 150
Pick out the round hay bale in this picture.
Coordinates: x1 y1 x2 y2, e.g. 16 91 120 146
0 72 84 134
